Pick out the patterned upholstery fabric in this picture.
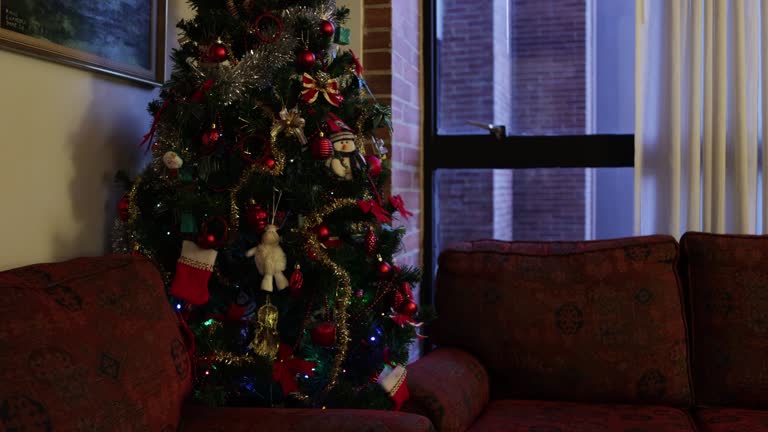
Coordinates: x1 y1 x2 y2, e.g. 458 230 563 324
694 407 768 431
0 255 192 431
433 235 692 406
403 348 489 432
180 406 435 432
466 400 696 432
681 232 768 408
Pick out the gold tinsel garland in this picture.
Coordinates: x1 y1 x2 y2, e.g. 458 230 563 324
302 198 358 394
229 135 286 230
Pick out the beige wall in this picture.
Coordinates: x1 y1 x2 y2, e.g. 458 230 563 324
0 0 192 270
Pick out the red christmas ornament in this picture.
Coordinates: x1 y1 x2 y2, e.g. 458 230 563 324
197 233 217 249
316 224 331 242
320 20 335 38
201 124 222 152
297 49 316 69
265 157 276 169
399 300 418 318
310 132 333 160
378 261 392 278
356 289 364 298
117 195 130 222
365 155 382 178
364 227 378 256
208 42 228 62
400 281 414 299
289 264 303 298
311 322 336 347
246 202 269 232
307 249 319 261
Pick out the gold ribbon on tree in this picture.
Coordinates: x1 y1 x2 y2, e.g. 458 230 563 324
301 72 342 107
271 107 307 145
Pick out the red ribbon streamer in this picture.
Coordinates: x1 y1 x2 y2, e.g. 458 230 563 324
358 199 391 224
272 344 316 395
389 195 413 221
139 96 174 153
190 79 215 103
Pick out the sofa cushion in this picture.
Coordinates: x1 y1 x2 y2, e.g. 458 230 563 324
180 406 435 432
467 400 696 432
681 232 768 408
404 348 489 432
694 407 768 431
0 255 191 431
434 235 692 406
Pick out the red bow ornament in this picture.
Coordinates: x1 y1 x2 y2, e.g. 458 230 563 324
301 72 343 107
358 199 391 224
389 195 413 221
389 308 424 328
272 344 316 395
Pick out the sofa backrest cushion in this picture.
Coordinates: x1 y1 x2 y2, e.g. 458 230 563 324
681 232 768 408
0 255 192 431
433 235 692 406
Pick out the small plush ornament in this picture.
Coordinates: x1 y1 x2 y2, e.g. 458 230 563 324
246 224 289 292
378 365 409 410
310 132 333 160
297 48 316 69
169 240 217 305
365 154 382 178
249 297 280 359
326 131 357 179
319 20 335 38
310 321 336 347
208 41 228 63
163 151 183 169
117 195 130 222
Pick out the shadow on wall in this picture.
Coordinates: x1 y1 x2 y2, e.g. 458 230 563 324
54 77 152 261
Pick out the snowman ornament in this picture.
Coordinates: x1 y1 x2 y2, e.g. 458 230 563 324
326 131 357 180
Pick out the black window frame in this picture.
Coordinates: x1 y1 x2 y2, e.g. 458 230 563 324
421 0 635 313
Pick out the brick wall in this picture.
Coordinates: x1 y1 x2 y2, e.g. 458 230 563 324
437 0 589 245
362 0 423 361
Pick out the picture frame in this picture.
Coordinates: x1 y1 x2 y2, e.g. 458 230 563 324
0 0 166 87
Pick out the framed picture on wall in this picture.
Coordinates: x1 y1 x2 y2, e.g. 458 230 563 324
0 0 166 86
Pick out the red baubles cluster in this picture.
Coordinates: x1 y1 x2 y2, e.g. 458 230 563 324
315 223 331 242
311 321 336 347
208 42 228 63
117 195 130 222
297 48 316 69
311 132 333 160
320 20 335 38
201 124 222 152
246 201 269 232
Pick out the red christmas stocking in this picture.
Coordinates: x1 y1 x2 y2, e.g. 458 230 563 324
378 365 409 411
170 240 217 305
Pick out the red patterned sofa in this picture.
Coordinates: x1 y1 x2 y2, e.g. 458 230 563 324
404 233 768 431
0 255 434 432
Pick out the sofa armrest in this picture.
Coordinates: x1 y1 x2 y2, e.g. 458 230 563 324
179 406 434 432
403 348 490 432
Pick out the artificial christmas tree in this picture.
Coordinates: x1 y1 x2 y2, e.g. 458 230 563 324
113 0 428 410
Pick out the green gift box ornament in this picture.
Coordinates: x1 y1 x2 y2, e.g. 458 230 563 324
334 26 350 45
180 213 197 234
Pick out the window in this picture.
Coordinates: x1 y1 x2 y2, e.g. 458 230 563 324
424 0 636 300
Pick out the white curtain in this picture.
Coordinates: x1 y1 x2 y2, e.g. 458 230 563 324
635 0 768 236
